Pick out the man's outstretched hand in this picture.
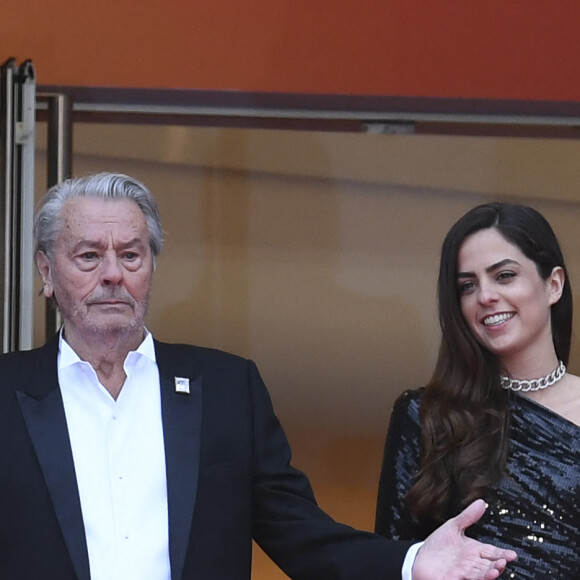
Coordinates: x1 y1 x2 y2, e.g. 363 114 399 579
412 499 517 580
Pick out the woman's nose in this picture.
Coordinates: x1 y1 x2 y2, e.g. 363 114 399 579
477 281 498 304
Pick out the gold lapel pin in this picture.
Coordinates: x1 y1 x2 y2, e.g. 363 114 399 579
174 377 190 394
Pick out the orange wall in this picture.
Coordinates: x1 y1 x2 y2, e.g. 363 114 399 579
3 0 580 100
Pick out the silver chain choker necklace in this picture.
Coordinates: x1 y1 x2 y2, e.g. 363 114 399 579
500 360 566 392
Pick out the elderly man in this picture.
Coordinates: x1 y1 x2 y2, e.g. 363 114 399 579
0 172 516 579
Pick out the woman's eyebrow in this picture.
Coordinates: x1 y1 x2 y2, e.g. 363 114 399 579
457 258 520 279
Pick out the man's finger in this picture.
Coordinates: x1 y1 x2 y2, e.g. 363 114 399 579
451 499 487 531
481 546 518 562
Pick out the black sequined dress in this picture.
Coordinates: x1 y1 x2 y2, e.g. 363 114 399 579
375 388 580 579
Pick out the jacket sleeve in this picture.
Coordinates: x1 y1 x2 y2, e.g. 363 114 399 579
247 360 412 580
374 389 424 541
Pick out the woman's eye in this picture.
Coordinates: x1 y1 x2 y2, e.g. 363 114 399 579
498 271 516 281
459 281 476 294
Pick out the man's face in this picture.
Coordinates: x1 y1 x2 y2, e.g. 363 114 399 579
37 197 154 346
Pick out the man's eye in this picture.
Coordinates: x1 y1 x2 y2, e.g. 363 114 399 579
123 252 138 260
81 252 98 260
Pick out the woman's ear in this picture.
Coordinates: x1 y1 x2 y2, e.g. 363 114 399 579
36 251 54 298
548 266 565 306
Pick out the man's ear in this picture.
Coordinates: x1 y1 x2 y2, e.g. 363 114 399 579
36 251 54 298
548 266 565 306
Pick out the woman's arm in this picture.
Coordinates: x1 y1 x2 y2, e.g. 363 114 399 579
375 389 424 540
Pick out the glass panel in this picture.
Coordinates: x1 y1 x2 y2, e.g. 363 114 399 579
34 122 580 577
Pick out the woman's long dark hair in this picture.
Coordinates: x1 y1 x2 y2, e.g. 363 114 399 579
406 202 573 525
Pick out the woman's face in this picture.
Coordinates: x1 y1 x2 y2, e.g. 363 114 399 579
456 228 563 365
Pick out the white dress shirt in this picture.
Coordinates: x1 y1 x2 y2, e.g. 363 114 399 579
58 332 171 580
403 541 423 579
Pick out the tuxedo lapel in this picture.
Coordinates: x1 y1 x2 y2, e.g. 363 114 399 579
16 341 90 580
156 342 204 580
16 339 204 580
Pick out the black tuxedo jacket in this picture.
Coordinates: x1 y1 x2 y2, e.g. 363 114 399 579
0 337 410 579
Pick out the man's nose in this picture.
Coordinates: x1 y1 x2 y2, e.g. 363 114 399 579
100 255 123 285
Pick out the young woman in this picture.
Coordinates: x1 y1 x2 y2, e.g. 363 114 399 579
375 202 579 579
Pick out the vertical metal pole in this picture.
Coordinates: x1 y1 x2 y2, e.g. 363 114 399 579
0 59 36 352
0 59 15 352
40 93 72 339
14 61 36 350
46 93 72 192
